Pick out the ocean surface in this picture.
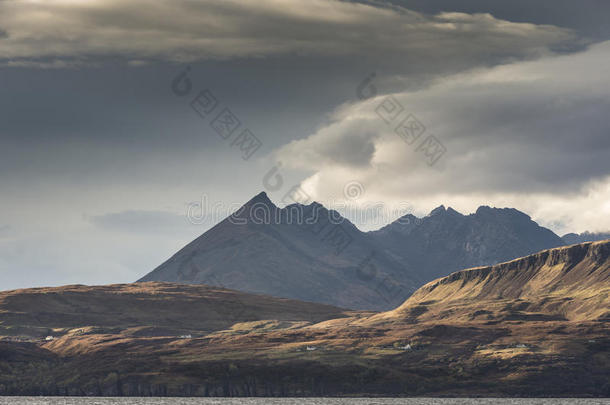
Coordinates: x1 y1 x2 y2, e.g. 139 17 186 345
0 399 608 405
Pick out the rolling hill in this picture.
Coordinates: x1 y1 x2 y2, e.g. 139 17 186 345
369 238 610 324
0 282 353 340
1 240 608 396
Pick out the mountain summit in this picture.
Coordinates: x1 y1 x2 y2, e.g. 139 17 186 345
139 192 565 310
243 191 276 207
371 204 564 281
140 192 415 310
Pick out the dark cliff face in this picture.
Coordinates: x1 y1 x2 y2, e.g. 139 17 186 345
370 204 565 282
139 192 565 310
139 192 420 311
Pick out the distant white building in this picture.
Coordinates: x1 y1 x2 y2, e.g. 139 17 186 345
45 336 54 341
306 346 317 351
400 344 412 351
179 334 192 339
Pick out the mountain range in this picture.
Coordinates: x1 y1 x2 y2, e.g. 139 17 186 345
562 231 610 245
139 192 568 310
1 240 608 396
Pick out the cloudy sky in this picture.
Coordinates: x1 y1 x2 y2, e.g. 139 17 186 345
1 0 609 290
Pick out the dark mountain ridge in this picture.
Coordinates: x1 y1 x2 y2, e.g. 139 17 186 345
562 231 610 245
141 192 419 310
139 192 567 310
371 204 565 280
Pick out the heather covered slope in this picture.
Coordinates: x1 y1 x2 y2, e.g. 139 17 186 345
1 241 608 396
375 239 610 324
0 282 353 339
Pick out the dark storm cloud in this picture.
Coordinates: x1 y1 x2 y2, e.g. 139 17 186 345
1 0 608 291
0 0 578 68
386 0 610 41
0 0 587 175
277 42 610 195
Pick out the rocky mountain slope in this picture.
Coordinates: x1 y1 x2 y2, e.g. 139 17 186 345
139 192 565 310
1 241 608 396
139 192 419 310
371 205 565 281
563 231 610 245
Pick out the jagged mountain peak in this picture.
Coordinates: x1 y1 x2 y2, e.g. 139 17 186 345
474 205 531 220
427 205 461 216
243 191 276 208
369 202 564 282
285 200 323 208
562 231 610 245
242 192 345 220
139 191 393 309
428 205 446 216
140 192 566 310
446 207 462 216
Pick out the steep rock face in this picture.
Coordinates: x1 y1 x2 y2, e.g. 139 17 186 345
139 192 565 310
389 240 610 322
370 205 564 282
140 192 419 310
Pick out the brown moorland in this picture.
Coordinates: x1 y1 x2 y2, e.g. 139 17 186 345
0 240 608 397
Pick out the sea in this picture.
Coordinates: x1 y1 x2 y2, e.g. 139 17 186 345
0 399 607 405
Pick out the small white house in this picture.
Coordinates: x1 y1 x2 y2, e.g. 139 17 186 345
306 346 317 351
179 334 192 339
45 336 54 341
400 344 412 351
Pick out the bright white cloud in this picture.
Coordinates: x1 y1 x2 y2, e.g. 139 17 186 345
275 41 610 234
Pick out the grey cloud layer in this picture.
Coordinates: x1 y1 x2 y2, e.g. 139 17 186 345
0 0 578 66
1 0 606 290
275 42 610 230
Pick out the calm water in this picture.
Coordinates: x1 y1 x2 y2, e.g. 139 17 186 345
0 399 607 405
